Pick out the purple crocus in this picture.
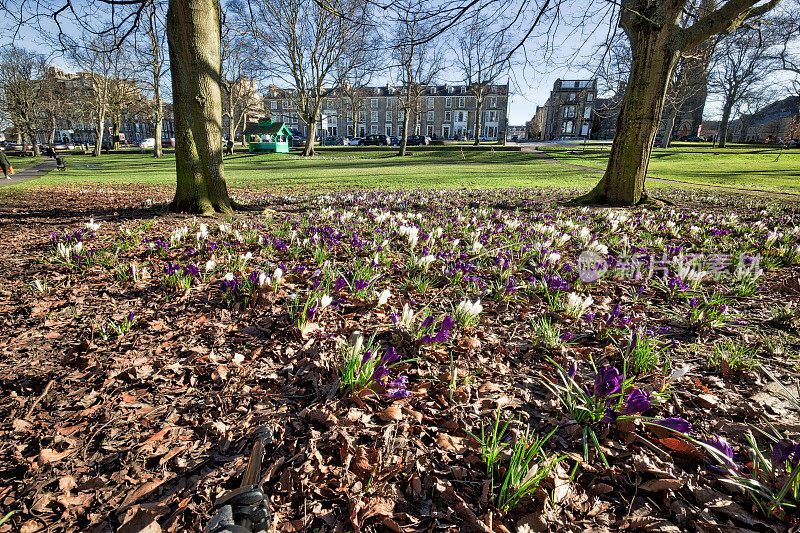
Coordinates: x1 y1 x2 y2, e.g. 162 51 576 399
567 362 578 379
561 331 574 342
622 389 651 415
593 366 623 398
705 436 737 473
164 262 181 276
651 417 692 434
372 365 390 383
361 349 373 365
184 263 201 278
771 439 800 465
381 346 399 364
420 315 435 330
440 315 455 332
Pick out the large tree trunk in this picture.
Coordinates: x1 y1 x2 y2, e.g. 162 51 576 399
581 27 680 205
662 107 678 148
718 99 733 148
303 120 317 156
473 94 484 146
398 108 410 156
166 0 232 214
49 115 56 145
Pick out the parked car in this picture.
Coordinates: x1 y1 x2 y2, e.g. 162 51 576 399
139 138 156 149
406 135 430 146
653 138 663 148
348 137 363 146
359 134 390 146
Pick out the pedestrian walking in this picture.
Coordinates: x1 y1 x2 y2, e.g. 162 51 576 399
0 148 12 180
226 139 234 156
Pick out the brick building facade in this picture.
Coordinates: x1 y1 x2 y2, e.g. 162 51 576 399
528 79 597 140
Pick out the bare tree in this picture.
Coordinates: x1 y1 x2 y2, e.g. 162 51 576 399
660 49 714 147
132 0 169 158
393 0 443 156
221 20 260 146
452 11 511 145
0 46 47 156
336 29 382 139
232 0 371 156
710 25 775 147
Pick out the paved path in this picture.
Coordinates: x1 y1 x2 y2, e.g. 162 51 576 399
523 146 800 202
0 158 57 188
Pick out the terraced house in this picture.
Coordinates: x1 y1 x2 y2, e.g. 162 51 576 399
262 83 509 141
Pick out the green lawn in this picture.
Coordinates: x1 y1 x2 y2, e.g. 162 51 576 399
5 155 44 173
15 149 591 191
542 144 800 193
5 144 798 195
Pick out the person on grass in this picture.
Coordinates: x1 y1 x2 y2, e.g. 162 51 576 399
0 148 11 180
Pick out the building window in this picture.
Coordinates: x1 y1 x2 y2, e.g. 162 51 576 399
457 111 465 122
371 111 378 122
583 106 592 119
569 93 576 101
386 98 392 109
485 110 497 122
444 111 452 122
270 101 278 110
427 97 434 108
427 110 434 122
358 111 365 122
564 106 577 119
489 97 497 108
427 125 433 136
371 125 378 134
445 97 452 108
458 97 465 108
385 111 392 122
430 87 436 95
574 81 580 88
563 120 574 134
371 99 378 108
385 124 392 136
587 93 594 102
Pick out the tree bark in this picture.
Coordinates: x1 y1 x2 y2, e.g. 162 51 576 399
112 118 121 150
662 107 678 148
399 109 410 156
303 120 317 156
473 93 484 146
718 99 733 148
166 0 232 214
154 73 164 158
94 117 105 157
49 115 56 145
581 25 680 205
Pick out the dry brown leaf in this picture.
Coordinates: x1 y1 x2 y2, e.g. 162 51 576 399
639 477 684 492
378 405 403 422
39 447 75 465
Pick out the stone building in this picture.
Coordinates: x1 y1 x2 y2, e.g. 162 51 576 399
727 96 800 142
262 83 509 140
528 79 597 140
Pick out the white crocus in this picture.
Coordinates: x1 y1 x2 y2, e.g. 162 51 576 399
205 260 217 272
377 289 391 306
85 218 101 231
400 303 414 327
564 292 593 318
273 267 284 285
320 294 333 309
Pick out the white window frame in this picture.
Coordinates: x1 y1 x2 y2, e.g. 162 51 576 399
444 111 452 122
386 98 392 109
371 99 378 108
445 97 452 108
385 124 392 136
270 101 278 110
427 97 434 108
427 125 433 137
427 110 434 122
371 125 379 134
385 111 392 122
458 97 465 108
371 111 378 123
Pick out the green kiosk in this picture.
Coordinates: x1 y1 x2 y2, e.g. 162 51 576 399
244 120 293 153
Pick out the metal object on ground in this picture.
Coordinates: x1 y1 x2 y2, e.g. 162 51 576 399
206 426 273 533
